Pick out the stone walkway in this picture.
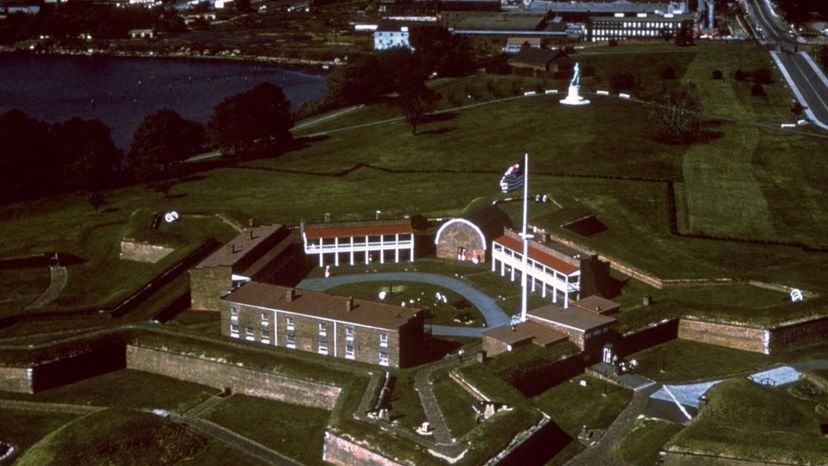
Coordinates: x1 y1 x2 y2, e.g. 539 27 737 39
25 266 67 310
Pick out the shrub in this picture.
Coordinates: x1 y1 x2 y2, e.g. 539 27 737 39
711 69 723 80
734 69 750 81
751 83 766 96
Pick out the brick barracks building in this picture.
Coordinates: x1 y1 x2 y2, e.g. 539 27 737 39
222 282 425 368
302 219 415 267
189 225 303 312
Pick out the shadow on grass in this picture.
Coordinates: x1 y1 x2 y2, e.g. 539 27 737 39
417 127 456 136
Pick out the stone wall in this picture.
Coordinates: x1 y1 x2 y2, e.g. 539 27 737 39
0 366 32 394
126 345 341 410
768 315 828 353
678 319 767 354
119 239 174 264
189 266 232 312
323 432 407 466
435 222 486 262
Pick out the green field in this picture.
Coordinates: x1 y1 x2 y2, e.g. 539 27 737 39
616 417 684 466
2 42 826 331
664 378 828 464
0 369 216 412
328 281 485 326
14 408 265 466
202 395 331 465
0 409 78 460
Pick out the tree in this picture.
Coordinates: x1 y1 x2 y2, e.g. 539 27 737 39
399 84 437 135
324 55 390 106
751 83 766 96
610 71 636 93
87 191 105 212
50 118 122 192
208 82 293 156
821 46 828 69
235 0 252 12
711 69 723 80
675 21 695 47
792 101 805 118
0 109 54 202
409 25 475 77
753 66 773 85
129 109 204 183
657 83 701 144
734 69 750 81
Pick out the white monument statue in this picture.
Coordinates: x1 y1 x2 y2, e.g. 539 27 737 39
560 62 590 106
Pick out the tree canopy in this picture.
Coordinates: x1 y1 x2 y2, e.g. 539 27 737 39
50 118 123 191
207 82 294 156
129 109 204 182
656 83 702 144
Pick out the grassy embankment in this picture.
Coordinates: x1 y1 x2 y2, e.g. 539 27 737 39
664 378 828 464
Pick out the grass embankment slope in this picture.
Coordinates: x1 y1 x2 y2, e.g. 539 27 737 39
15 408 264 466
665 378 828 464
1 42 826 327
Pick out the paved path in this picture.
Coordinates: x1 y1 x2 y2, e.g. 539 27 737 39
299 272 511 333
25 266 67 310
183 393 228 418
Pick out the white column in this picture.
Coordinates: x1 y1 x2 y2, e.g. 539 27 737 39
379 235 385 264
318 238 324 267
519 152 530 322
334 236 340 266
564 275 569 308
365 235 369 264
350 236 354 265
395 233 399 263
542 281 546 298
409 233 414 262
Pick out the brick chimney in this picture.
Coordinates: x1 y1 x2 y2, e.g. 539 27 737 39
345 296 354 311
286 288 296 302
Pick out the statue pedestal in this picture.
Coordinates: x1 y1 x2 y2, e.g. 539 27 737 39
560 85 590 106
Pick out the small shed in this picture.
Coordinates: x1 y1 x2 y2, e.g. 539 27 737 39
434 205 512 263
508 47 574 76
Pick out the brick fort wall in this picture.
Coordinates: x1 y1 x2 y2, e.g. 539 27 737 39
323 431 408 466
678 319 766 353
436 222 486 262
126 345 341 410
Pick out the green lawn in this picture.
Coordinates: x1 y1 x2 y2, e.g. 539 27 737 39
327 282 486 327
532 375 633 465
533 375 633 437
631 340 828 383
14 408 264 466
0 369 215 413
430 367 479 438
665 378 828 464
202 395 331 466
0 267 50 312
616 417 684 466
0 409 78 459
385 370 428 431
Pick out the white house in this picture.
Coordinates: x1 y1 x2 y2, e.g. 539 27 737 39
373 26 411 50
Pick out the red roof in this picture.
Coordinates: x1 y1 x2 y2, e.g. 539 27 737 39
494 235 580 275
305 223 413 239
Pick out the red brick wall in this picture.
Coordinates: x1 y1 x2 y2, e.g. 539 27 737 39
678 319 767 353
323 432 407 466
126 345 341 409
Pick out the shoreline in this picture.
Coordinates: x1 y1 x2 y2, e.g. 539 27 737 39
0 47 339 75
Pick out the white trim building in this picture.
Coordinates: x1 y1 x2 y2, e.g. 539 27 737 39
491 229 581 307
373 26 411 50
302 220 415 267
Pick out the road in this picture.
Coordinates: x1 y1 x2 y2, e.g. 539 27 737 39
743 0 828 130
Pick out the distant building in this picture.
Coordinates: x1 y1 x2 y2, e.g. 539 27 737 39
483 295 618 356
222 282 425 368
302 219 415 266
588 13 693 42
373 26 411 50
129 29 155 39
0 0 39 14
504 37 542 53
434 205 512 263
508 46 574 76
190 224 302 312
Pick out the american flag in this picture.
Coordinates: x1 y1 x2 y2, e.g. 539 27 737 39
499 163 524 193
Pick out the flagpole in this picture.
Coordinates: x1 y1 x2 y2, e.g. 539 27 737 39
520 152 530 322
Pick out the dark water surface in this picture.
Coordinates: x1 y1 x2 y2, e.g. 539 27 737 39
0 54 327 149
